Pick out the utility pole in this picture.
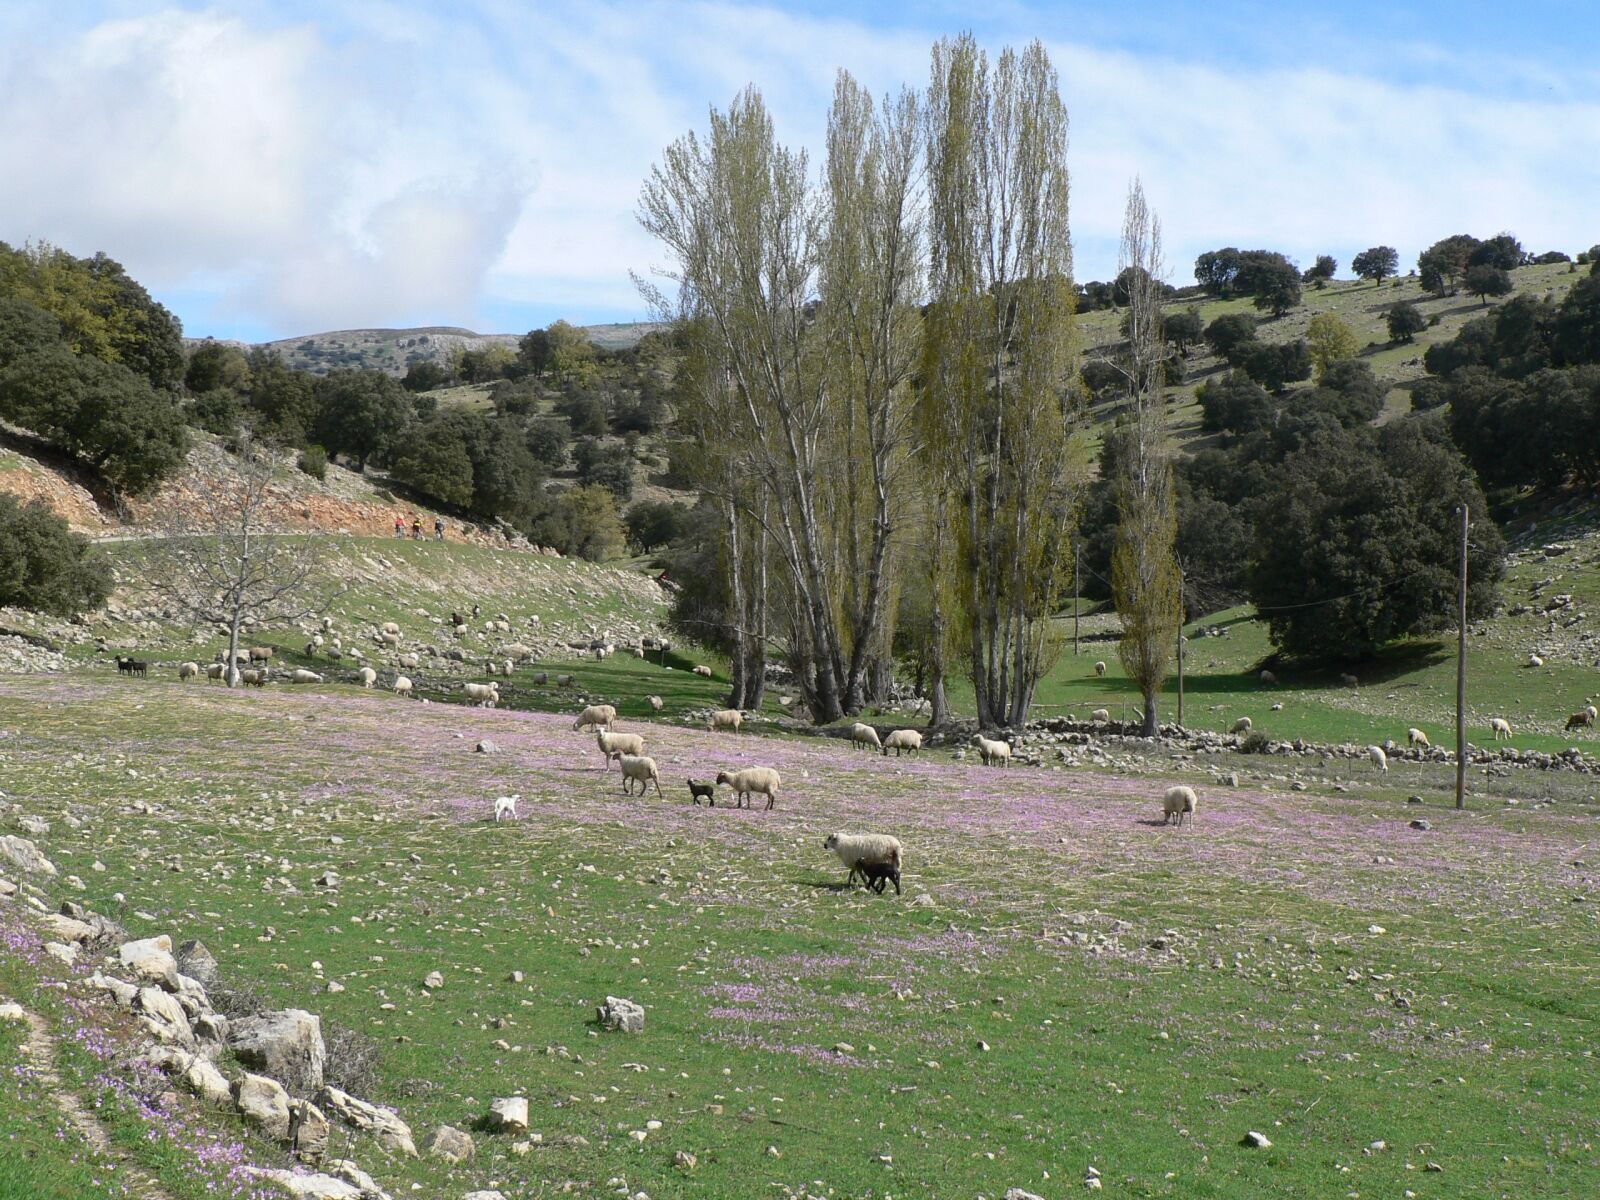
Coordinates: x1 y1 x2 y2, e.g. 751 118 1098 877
1457 503 1468 810
1177 564 1185 728
1073 541 1081 657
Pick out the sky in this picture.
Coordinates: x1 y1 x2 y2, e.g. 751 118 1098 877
1 1 1596 343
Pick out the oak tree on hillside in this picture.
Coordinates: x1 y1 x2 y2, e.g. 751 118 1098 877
1351 245 1399 287
1386 300 1427 343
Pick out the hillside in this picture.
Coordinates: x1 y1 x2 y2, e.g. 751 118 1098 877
190 320 665 376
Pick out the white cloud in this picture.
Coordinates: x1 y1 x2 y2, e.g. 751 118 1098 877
1 2 1595 338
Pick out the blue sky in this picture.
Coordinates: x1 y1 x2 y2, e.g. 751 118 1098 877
1 1 1595 342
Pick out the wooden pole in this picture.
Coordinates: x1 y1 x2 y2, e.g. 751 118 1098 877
1457 503 1468 810
1073 541 1081 657
1177 617 1185 731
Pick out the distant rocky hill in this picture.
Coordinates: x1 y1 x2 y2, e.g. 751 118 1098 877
186 321 662 376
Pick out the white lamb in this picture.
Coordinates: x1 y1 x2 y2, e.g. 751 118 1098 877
1230 716 1252 734
1094 661 1107 677
882 729 922 757
1162 785 1197 826
619 753 663 797
494 795 520 822
571 704 617 732
393 675 414 698
707 709 744 733
715 766 781 810
848 722 882 751
973 734 1011 767
177 661 199 682
358 667 377 688
1366 745 1388 771
648 695 664 712
1407 728 1430 748
1490 717 1512 740
596 729 646 771
692 665 713 678
823 832 903 894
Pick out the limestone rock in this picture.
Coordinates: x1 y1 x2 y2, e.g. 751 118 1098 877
244 1168 360 1200
292 1100 331 1163
117 936 179 990
423 970 444 989
423 1124 474 1164
40 914 95 944
230 1009 326 1093
1241 1130 1273 1148
175 939 220 987
475 739 499 754
488 1095 529 1134
235 1072 292 1141
0 835 55 877
1004 1190 1046 1200
596 995 644 1033
86 972 138 1008
316 1086 418 1157
135 986 194 1046
463 1192 508 1200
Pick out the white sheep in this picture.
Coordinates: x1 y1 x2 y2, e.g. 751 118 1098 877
358 667 377 689
1366 745 1388 771
393 675 414 698
380 621 401 637
312 634 325 649
1094 661 1107 677
596 729 646 771
321 617 334 631
1490 717 1512 740
177 661 199 682
1528 654 1545 668
692 665 713 678
823 832 903 893
398 653 419 670
571 704 617 731
707 709 744 733
291 668 323 684
848 722 882 751
882 729 922 757
1259 669 1277 685
502 659 514 677
973 734 1011 767
494 795 519 822
1162 785 1197 827
1091 708 1110 724
1230 716 1252 734
619 753 663 797
464 681 500 707
1407 728 1430 748
205 663 225 683
648 695 664 712
715 766 781 810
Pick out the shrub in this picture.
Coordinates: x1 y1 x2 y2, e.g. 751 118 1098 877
298 444 328 481
0 494 112 616
1239 729 1270 754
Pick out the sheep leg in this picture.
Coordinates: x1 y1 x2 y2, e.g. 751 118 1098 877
651 777 663 798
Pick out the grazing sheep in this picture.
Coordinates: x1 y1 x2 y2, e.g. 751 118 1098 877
304 642 317 658
1340 673 1359 688
249 647 274 663
393 675 414 698
1366 745 1388 771
205 663 226 683
692 665 713 678
1589 705 1598 721
399 653 419 670
1162 785 1197 827
1094 661 1107 677
494 795 519 822
1259 669 1277 685
241 668 268 687
1527 653 1545 668
291 669 323 684
848 722 882 751
687 779 716 806
464 682 500 707
882 729 922 757
1407 728 1430 748
973 734 1011 767
358 667 377 689
596 729 646 770
1490 717 1513 740
715 766 781 810
529 671 549 685
1565 709 1594 732
1091 708 1110 724
619 754 663 797
177 661 199 682
312 634 325 649
504 643 531 662
823 832 903 893
326 647 343 662
571 704 618 732
377 631 401 648
381 621 401 637
1230 716 1252 734
321 617 334 631
556 674 576 687
115 657 148 678
708 709 744 733
648 695 664 712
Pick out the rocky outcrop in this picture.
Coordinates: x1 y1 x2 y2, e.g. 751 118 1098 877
316 1086 418 1158
229 1009 326 1093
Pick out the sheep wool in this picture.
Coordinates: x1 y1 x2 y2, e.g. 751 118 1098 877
1490 717 1512 740
707 709 744 733
393 675 414 697
715 767 781 810
358 667 377 688
1407 728 1430 748
1162 785 1197 826
571 704 618 731
177 662 199 682
619 754 663 797
1230 716 1252 734
597 729 646 770
823 832 903 891
882 729 922 757
1366 745 1388 771
973 735 1011 767
1094 661 1107 677
848 722 882 751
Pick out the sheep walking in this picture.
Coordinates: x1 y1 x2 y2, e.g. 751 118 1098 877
648 695 664 712
596 729 645 771
707 709 744 734
380 621 401 637
1490 717 1512 740
687 779 717 806
494 795 519 822
1162 785 1197 827
1366 745 1388 772
848 722 882 751
249 646 274 663
1407 728 1430 749
882 729 922 757
692 665 714 678
1094 661 1107 677
619 754 663 797
393 675 414 698
464 681 499 707
973 735 1011 767
715 767 780 810
571 704 617 732
177 661 199 682
823 832 903 895
1230 716 1252 735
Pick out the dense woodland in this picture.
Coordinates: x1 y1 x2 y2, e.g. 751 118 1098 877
2 112 1599 727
